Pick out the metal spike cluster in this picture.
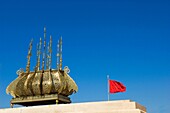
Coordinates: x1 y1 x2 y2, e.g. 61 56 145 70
26 27 63 72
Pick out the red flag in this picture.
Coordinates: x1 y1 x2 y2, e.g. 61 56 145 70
109 80 126 93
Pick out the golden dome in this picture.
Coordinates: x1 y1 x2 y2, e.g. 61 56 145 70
6 28 78 101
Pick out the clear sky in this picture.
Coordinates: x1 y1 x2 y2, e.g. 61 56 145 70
0 0 170 113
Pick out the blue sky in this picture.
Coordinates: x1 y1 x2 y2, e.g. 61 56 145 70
0 0 170 112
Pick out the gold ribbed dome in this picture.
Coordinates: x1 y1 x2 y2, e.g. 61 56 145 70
6 70 78 97
6 28 78 107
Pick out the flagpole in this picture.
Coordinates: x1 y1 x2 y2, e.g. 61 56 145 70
107 75 110 101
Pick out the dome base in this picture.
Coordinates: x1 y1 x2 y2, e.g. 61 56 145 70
10 94 71 108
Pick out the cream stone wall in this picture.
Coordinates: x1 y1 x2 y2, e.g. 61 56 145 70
0 100 146 113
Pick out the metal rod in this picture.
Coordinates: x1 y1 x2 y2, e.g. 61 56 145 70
26 39 33 73
35 43 39 71
107 75 110 101
46 42 49 69
57 40 59 70
59 37 62 70
42 27 46 71
49 35 52 69
38 38 42 70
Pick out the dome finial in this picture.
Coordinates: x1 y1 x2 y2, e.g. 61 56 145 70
35 38 42 71
57 40 60 70
42 27 46 71
26 39 33 73
56 36 62 70
49 35 52 69
59 37 62 70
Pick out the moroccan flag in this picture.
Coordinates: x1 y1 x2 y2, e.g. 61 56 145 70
109 80 126 93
